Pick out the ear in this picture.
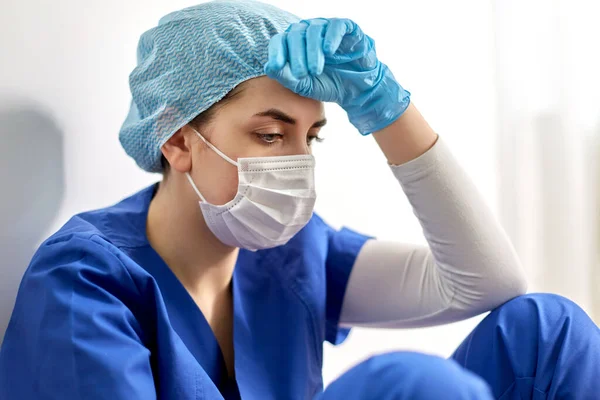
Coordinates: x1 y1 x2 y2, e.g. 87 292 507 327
160 126 195 173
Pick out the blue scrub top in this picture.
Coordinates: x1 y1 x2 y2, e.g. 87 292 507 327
0 184 371 399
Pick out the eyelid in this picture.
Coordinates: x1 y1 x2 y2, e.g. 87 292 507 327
255 132 284 136
255 133 284 139
253 132 324 147
254 132 283 145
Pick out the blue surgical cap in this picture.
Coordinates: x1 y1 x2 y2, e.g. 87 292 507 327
119 0 300 172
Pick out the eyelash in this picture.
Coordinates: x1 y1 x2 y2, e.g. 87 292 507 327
255 133 324 146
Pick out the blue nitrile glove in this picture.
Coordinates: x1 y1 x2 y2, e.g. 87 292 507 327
264 18 411 135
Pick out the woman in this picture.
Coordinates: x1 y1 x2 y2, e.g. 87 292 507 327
1 0 599 399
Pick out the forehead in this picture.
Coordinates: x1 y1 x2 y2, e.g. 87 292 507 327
232 77 325 117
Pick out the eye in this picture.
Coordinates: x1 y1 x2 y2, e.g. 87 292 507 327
307 135 324 146
256 133 284 145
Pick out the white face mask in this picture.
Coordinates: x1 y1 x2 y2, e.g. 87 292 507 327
185 128 317 251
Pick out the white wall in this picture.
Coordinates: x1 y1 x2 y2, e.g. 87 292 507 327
492 0 600 322
1 0 499 384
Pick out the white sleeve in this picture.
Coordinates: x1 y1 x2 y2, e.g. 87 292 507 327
339 136 528 328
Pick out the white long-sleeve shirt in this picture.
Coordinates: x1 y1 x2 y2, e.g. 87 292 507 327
340 136 528 328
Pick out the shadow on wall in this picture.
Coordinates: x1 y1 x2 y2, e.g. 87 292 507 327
0 98 65 344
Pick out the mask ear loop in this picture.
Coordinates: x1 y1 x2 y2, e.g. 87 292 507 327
192 127 239 167
185 126 239 203
185 172 207 203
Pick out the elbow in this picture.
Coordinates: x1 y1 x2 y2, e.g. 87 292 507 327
465 269 528 317
501 270 528 303
509 267 529 298
504 248 529 298
490 260 529 307
469 258 529 313
485 240 529 304
502 240 529 298
513 269 529 296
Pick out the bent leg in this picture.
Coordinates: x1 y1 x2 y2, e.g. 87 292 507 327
318 351 493 400
452 293 600 399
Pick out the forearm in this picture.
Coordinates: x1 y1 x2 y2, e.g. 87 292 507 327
341 137 528 327
375 103 527 302
387 135 528 314
372 102 438 166
340 112 528 327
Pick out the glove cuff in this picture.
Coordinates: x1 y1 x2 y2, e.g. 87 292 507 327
346 65 411 135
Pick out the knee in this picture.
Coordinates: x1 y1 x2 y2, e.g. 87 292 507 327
365 352 494 399
322 352 493 400
491 293 591 328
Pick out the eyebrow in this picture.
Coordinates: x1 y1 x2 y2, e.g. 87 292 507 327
253 108 327 129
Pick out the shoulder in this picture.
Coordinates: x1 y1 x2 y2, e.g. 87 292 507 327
27 232 148 302
295 212 335 239
56 184 157 249
26 183 159 301
274 212 372 267
1 235 157 399
301 212 373 245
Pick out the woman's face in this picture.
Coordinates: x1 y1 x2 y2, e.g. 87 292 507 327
186 76 326 205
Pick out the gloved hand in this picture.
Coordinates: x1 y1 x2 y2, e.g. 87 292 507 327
264 18 411 135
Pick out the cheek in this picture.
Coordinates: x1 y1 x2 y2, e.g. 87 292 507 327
208 166 239 205
193 152 240 205
219 169 239 204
